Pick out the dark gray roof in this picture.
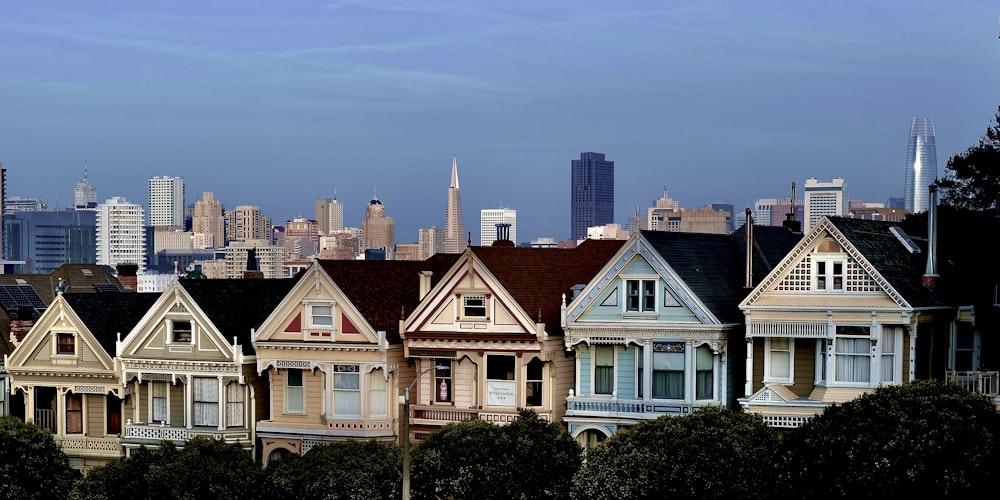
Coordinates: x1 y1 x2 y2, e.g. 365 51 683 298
63 292 162 357
180 278 300 355
641 227 802 323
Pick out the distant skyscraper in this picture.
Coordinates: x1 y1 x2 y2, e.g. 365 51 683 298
571 152 614 241
225 205 271 243
316 197 344 234
443 156 466 253
904 117 938 213
362 195 395 254
148 176 185 228
96 197 146 271
418 226 443 260
74 163 97 210
803 177 848 232
192 192 226 248
480 208 517 246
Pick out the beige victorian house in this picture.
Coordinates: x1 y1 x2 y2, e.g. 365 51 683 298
253 256 458 464
739 216 954 426
401 239 624 438
6 292 158 470
116 278 296 455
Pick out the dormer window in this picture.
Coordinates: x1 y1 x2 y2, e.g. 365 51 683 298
626 279 656 312
814 260 844 291
173 321 192 342
310 305 333 328
463 296 487 318
56 333 75 355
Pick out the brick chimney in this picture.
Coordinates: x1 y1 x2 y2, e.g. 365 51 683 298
116 264 139 292
9 306 35 346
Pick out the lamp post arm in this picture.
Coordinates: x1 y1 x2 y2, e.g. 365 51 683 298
402 365 438 500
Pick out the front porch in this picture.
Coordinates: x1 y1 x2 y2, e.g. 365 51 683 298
411 405 550 427
565 395 703 419
122 421 251 450
946 370 1000 407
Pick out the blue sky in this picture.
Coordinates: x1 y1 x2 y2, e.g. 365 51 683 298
1 1 999 243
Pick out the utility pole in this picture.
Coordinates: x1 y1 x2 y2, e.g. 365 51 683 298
401 365 440 500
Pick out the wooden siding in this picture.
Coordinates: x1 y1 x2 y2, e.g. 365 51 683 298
86 394 104 438
790 340 817 397
578 348 591 397
617 346 637 399
752 338 765 394
169 384 184 425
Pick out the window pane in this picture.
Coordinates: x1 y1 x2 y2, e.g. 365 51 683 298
626 280 639 311
226 383 244 427
770 352 790 379
435 360 452 403
152 382 168 422
595 346 614 395
312 305 333 326
642 280 656 311
370 370 387 417
696 346 713 400
287 369 304 412
194 378 219 426
66 394 83 433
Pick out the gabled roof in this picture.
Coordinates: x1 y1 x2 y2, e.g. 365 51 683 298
470 239 626 336
825 217 939 308
643 226 802 323
318 253 461 342
179 278 301 355
62 292 162 356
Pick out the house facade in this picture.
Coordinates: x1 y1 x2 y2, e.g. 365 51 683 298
116 278 296 454
562 227 800 445
254 256 457 464
401 240 624 438
739 216 954 427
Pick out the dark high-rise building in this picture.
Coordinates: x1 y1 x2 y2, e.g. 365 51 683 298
571 152 615 241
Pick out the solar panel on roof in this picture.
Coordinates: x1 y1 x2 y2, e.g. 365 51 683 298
0 285 48 312
94 283 121 293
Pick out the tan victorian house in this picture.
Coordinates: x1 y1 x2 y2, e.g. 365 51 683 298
6 291 158 470
254 255 458 464
401 239 624 438
116 278 297 454
739 216 953 426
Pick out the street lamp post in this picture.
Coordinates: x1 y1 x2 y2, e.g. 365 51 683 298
401 365 441 500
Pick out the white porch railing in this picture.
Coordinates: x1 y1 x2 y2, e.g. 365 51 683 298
412 407 549 426
123 423 250 444
946 370 1000 397
566 397 694 418
55 436 124 458
34 409 56 432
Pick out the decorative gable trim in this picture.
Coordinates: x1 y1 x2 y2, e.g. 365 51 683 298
6 295 116 373
741 218 909 309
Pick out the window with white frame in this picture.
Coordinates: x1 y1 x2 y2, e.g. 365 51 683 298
695 345 714 400
652 342 684 399
486 355 516 407
879 327 901 384
333 365 361 417
369 369 387 417
151 382 168 423
310 305 334 328
954 322 976 372
625 279 656 312
463 296 487 318
173 320 192 343
765 338 793 383
594 346 614 395
226 382 244 427
286 369 305 413
56 333 76 355
834 326 871 384
434 360 452 403
66 393 83 434
814 260 845 291
525 358 543 407
193 378 219 426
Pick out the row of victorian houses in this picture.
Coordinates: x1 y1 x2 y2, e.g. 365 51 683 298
1 195 998 471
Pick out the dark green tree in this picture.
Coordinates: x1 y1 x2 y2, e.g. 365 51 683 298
0 416 79 499
411 409 582 499
781 381 1000 499
938 105 1000 212
264 440 401 500
70 446 160 500
571 406 781 500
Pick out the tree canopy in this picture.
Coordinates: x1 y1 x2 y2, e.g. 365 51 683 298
571 406 781 500
781 381 1000 499
939 105 1000 212
0 416 79 500
264 440 401 500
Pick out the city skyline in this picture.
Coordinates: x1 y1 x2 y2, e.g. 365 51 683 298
1 2 999 242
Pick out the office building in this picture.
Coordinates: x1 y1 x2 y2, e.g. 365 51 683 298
571 152 614 241
3 196 47 216
443 156 466 253
192 192 225 248
225 205 271 243
418 226 443 260
803 178 848 232
480 208 517 246
904 117 938 213
315 197 344 235
362 196 395 254
96 197 146 271
148 176 185 228
74 164 97 210
3 210 97 274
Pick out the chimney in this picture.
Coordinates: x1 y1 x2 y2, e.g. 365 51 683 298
922 183 939 291
492 223 515 247
9 306 34 346
419 271 433 300
243 247 264 279
782 181 802 233
116 264 138 292
745 208 754 289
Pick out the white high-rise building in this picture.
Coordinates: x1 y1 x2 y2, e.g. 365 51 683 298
75 164 97 210
148 176 185 228
803 178 848 232
316 197 344 234
904 117 938 213
480 208 517 246
96 196 146 271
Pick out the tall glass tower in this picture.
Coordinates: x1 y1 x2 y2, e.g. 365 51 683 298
571 152 615 241
904 117 937 213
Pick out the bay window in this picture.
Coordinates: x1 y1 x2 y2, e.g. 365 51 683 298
652 342 684 399
226 383 244 427
594 346 614 395
333 365 361 417
765 338 793 383
370 369 387 417
695 345 714 400
66 393 83 434
286 369 304 413
193 377 219 426
834 326 871 384
434 360 452 403
151 382 168 423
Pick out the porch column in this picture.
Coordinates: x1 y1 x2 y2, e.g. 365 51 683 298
643 339 652 401
685 340 694 402
186 374 193 429
744 337 753 396
908 324 918 383
825 314 836 383
24 386 34 424
869 315 880 389
217 376 225 431
56 388 66 436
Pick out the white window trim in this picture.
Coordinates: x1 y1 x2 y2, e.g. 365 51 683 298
763 337 794 384
461 294 489 320
149 382 170 424
812 255 846 292
830 326 875 388
623 277 658 314
879 326 904 385
592 345 617 397
54 332 77 357
332 364 361 418
285 368 306 414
